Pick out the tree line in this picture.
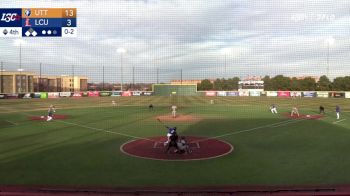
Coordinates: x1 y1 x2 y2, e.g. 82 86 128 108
197 75 350 91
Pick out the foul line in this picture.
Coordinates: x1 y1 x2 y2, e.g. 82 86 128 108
19 111 155 142
153 141 159 148
56 120 155 142
193 118 307 143
19 111 307 145
333 119 346 124
5 120 18 126
270 118 306 128
195 142 200 148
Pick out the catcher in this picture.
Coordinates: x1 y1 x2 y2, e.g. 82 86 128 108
177 136 192 154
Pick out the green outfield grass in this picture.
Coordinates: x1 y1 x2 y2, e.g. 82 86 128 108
0 96 350 187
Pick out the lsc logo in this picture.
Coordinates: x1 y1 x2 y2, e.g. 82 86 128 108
1 13 20 22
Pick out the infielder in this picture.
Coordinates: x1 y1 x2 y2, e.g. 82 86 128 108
171 105 177 118
336 105 340 119
270 104 278 114
290 106 299 117
47 105 56 121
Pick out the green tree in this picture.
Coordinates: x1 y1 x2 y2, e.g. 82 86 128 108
226 77 240 90
213 78 226 90
332 76 350 91
271 75 291 90
290 77 300 91
262 76 272 90
316 75 331 91
197 79 213 90
299 77 316 91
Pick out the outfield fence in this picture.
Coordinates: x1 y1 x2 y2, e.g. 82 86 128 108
0 90 350 99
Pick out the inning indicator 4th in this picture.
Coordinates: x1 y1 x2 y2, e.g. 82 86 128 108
0 8 77 37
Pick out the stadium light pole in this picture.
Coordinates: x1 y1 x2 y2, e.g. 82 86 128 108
14 39 26 93
102 65 105 91
224 53 227 76
153 58 159 84
117 48 126 91
325 37 335 78
72 64 75 92
180 69 183 85
221 48 231 79
1 61 3 93
38 63 42 92
132 66 135 90
19 42 22 92
17 68 24 92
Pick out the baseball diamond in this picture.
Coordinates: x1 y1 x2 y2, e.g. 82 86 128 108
1 1 350 195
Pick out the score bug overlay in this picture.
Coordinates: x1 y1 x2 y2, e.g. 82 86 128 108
0 8 77 38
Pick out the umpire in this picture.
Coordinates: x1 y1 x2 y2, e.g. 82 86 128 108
319 105 325 114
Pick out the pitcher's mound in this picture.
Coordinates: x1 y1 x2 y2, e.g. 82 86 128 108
121 136 233 161
155 115 202 122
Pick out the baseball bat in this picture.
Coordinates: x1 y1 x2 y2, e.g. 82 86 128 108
157 118 168 128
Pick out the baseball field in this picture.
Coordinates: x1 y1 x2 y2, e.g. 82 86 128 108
0 96 350 192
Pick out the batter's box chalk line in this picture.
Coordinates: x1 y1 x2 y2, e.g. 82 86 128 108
153 141 200 149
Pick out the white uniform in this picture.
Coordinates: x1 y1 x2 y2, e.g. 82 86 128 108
47 105 56 121
171 105 177 118
291 107 299 117
270 105 277 114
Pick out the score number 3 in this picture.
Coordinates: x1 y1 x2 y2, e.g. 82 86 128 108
67 19 72 27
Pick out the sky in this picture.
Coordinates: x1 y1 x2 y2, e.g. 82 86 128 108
0 0 349 83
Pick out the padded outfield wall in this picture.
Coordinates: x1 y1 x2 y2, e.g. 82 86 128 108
152 84 197 96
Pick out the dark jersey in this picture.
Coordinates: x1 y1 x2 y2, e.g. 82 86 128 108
167 127 176 135
166 133 179 152
169 133 178 143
